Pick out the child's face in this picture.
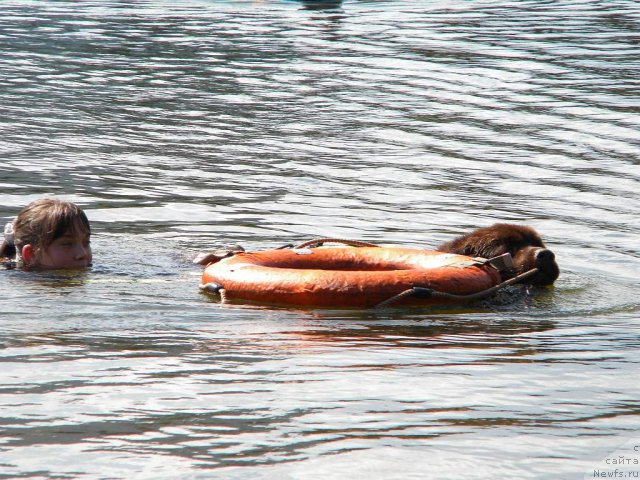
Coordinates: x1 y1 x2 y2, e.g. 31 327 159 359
37 231 92 269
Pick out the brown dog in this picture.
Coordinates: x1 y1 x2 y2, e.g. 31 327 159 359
437 223 559 286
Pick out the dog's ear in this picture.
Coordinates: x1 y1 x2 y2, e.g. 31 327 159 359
438 237 507 259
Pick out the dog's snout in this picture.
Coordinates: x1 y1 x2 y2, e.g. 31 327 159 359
530 248 560 285
535 248 555 264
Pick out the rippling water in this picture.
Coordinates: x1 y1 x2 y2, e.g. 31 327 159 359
1 1 639 478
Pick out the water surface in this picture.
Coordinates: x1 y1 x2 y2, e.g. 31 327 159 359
1 1 639 478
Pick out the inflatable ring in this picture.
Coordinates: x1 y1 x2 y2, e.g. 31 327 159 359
201 247 502 308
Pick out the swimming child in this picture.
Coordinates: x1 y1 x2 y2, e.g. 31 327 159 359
0 198 92 269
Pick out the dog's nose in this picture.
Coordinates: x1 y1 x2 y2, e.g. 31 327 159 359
534 248 555 266
531 248 559 285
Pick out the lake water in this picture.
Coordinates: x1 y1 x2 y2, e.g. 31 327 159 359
1 1 639 478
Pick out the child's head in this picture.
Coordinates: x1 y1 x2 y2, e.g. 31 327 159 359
7 199 92 269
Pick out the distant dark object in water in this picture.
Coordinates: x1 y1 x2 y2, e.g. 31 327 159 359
300 0 343 10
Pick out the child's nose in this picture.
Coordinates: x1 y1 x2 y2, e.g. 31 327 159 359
75 244 90 259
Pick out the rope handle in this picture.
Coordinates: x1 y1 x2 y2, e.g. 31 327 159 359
374 267 540 309
294 238 379 249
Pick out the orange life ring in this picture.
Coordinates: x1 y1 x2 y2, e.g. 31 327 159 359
201 246 502 308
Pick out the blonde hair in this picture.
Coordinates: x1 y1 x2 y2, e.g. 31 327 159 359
12 199 90 258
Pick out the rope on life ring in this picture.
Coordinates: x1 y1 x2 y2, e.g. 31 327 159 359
374 267 540 309
294 238 380 249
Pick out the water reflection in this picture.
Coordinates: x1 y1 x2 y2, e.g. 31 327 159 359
285 319 556 347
